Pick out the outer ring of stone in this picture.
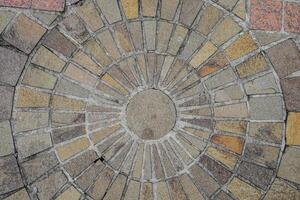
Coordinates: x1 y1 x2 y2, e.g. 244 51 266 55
125 89 177 140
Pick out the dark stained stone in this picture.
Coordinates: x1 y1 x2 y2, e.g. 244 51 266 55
43 29 77 57
266 39 300 79
0 156 23 195
63 150 98 178
199 155 232 185
280 77 300 111
0 85 14 120
237 161 274 190
0 47 27 86
52 125 86 144
21 151 59 184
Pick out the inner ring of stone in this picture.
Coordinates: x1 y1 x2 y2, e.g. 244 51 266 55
125 89 176 140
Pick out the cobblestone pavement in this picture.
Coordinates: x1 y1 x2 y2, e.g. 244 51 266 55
0 0 300 200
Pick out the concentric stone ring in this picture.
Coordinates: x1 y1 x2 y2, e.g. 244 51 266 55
0 0 300 199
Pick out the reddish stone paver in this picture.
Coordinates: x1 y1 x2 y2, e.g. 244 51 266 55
284 2 300 33
0 0 64 11
250 0 283 31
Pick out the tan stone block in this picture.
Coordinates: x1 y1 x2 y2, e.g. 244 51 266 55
215 120 247 135
72 51 102 75
22 66 57 89
132 143 144 178
233 0 246 20
211 16 242 46
16 87 50 108
91 124 122 144
190 41 217 68
142 0 158 17
56 186 81 200
214 103 248 118
286 112 300 145
32 46 65 72
64 63 97 87
84 38 112 67
265 178 300 200
101 74 129 95
75 0 104 32
236 53 269 78
227 177 261 200
15 111 49 133
156 181 170 200
225 32 258 61
206 146 238 169
52 95 86 111
4 188 30 200
121 0 139 19
161 0 179 20
56 137 89 161
180 174 204 200
278 147 300 184
124 180 140 200
141 182 153 200
211 135 244 154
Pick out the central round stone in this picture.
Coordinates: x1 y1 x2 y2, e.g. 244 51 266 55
126 89 176 140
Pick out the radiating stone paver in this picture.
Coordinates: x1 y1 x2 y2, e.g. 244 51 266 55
0 0 299 199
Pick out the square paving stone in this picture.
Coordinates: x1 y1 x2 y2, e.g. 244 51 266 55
0 121 14 156
0 85 14 120
0 47 27 86
21 151 59 184
3 14 46 54
0 156 23 195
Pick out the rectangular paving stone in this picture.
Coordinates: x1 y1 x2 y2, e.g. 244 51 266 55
124 180 140 200
31 0 65 11
32 46 66 72
64 150 98 178
198 52 229 78
0 47 27 86
103 174 127 200
167 25 188 55
52 125 86 144
286 112 300 145
75 0 104 32
190 164 219 197
210 16 242 46
56 137 90 161
0 156 23 195
214 191 234 200
0 0 30 8
72 51 102 75
14 111 49 133
161 0 179 20
179 174 204 200
56 79 90 98
205 67 236 90
16 130 52 158
84 38 112 67
75 161 105 191
87 167 115 199
227 177 260 200
51 112 85 128
142 0 158 17
249 122 283 144
164 141 184 172
114 22 134 53
244 143 280 168
237 161 274 190
158 143 177 177
179 31 205 61
21 151 58 184
214 103 248 118
121 0 138 19
51 95 86 111
211 134 244 154
43 29 77 57
0 121 14 156
156 21 173 53
0 85 14 121
22 65 57 89
225 32 258 61
196 5 223 36
215 120 247 135
3 14 46 54
249 96 284 120
55 186 81 200
16 87 50 108
156 181 170 200
190 41 217 68
97 29 121 60
236 53 269 78
179 0 204 26
64 63 97 87
140 182 153 200
32 170 68 200
167 178 188 200
152 144 165 180
214 84 244 102
144 20 156 50
128 21 143 51
244 73 280 95
96 0 122 24
205 146 238 170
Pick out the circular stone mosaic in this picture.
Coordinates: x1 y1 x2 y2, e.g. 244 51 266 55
3 0 296 199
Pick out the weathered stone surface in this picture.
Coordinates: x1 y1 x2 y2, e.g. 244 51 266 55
55 186 81 200
142 0 158 17
128 21 143 51
51 95 86 111
236 53 269 78
211 135 244 154
190 41 217 68
0 121 14 156
214 103 248 118
215 120 247 135
284 2 300 33
198 52 229 78
286 112 300 145
144 20 156 51
21 151 58 184
51 112 85 128
0 156 23 195
14 111 49 133
227 177 261 200
124 180 140 200
96 0 122 24
114 22 134 53
32 170 67 200
190 164 219 197
43 29 77 57
249 122 283 144
4 188 30 200
97 29 121 60
16 87 50 108
249 96 284 120
156 181 170 200
180 31 205 60
103 174 127 200
56 137 90 161
214 0 238 10
278 146 300 184
200 155 232 184
0 85 14 121
280 77 300 111
64 64 97 87
205 67 236 90
56 79 90 98
180 174 204 200
52 125 86 145
15 130 52 158
121 0 138 19
140 182 153 200
84 38 112 67
179 0 204 26
0 11 15 33
167 25 188 55
206 147 239 170
0 47 27 86
264 178 300 200
161 0 179 20
167 178 188 200
22 66 57 89
3 14 46 54
237 161 274 190
244 73 280 94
